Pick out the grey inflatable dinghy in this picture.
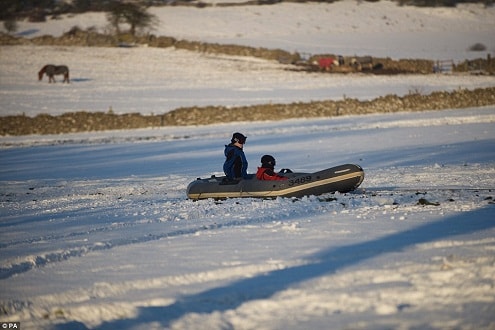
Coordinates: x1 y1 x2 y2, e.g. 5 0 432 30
187 164 364 200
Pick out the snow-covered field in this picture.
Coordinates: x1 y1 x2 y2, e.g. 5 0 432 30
1 108 495 330
2 45 495 117
4 1 495 60
1 1 495 117
1 2 495 330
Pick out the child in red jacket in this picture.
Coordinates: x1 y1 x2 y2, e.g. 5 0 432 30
256 155 288 181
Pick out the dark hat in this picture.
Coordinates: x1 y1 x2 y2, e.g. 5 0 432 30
231 132 247 144
261 155 276 168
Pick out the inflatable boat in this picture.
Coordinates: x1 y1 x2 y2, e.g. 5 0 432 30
186 164 364 200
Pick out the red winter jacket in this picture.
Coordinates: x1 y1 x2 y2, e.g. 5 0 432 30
256 167 288 181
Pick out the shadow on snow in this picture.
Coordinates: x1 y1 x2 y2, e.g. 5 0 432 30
54 205 495 330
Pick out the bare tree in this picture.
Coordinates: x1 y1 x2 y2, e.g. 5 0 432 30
106 2 158 36
4 19 18 34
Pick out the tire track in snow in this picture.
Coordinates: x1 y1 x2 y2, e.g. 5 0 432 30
2 187 493 279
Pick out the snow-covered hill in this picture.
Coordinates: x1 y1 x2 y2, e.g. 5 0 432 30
2 2 495 117
4 1 495 60
1 2 495 330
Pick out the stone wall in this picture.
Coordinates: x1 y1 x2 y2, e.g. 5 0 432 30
2 87 494 136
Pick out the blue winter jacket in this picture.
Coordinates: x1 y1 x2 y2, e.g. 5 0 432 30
223 144 248 179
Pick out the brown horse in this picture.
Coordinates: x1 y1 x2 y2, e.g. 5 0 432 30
38 65 70 83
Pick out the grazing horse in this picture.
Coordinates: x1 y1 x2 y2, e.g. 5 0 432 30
38 65 70 83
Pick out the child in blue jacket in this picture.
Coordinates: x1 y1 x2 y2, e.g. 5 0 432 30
223 132 248 180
